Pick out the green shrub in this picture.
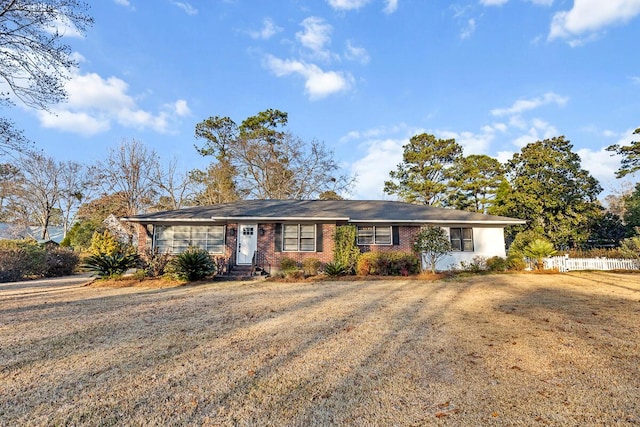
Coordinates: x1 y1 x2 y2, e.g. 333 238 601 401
486 256 508 272
61 220 99 251
323 261 348 276
302 257 321 276
44 248 80 277
507 254 526 271
82 252 140 278
0 240 47 281
0 240 82 281
0 248 28 282
355 252 420 276
166 247 215 281
279 257 298 271
356 252 376 275
333 225 360 274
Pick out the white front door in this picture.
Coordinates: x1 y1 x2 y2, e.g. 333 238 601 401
237 224 258 264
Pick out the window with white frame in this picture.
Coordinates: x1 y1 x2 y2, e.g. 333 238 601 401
449 227 473 251
283 224 316 252
154 225 225 254
357 225 392 245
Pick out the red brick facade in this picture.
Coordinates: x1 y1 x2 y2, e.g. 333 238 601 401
135 222 421 272
358 225 421 254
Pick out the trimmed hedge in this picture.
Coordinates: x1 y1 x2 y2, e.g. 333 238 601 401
356 252 420 276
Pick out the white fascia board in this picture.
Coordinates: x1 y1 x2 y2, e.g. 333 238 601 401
208 217 350 222
122 216 350 223
349 219 526 225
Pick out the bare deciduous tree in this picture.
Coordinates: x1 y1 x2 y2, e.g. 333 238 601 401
194 109 354 201
0 1 93 154
15 153 62 239
95 138 159 217
150 156 197 211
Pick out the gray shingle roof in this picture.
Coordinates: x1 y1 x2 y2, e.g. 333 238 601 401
123 200 525 225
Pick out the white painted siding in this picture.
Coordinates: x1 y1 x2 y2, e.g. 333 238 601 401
424 226 507 271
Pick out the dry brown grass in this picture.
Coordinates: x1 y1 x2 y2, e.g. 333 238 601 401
1 272 639 426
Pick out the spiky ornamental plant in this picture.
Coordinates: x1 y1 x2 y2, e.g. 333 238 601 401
523 239 557 270
82 252 140 278
166 247 216 281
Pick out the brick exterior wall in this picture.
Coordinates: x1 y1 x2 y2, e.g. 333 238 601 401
257 223 336 271
135 223 150 253
132 222 422 271
358 225 421 254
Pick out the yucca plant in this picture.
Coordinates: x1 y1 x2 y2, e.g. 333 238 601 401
82 252 140 278
166 247 216 281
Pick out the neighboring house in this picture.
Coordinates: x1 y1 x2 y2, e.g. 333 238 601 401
0 223 65 244
122 200 525 272
103 214 135 245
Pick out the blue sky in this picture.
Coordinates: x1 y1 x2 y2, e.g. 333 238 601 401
5 0 640 199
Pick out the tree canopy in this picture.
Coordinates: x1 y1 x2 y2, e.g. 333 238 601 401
490 136 602 247
0 1 93 155
607 127 640 178
384 133 462 205
446 154 504 213
194 109 354 200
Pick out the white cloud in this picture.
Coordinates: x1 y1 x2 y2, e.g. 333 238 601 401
460 18 477 39
577 146 622 189
630 76 640 84
35 71 189 136
530 0 553 5
249 17 283 40
326 0 371 11
114 0 130 5
480 0 508 5
350 138 405 199
173 99 191 116
171 1 198 15
296 17 333 60
344 40 370 64
340 123 416 142
496 150 514 164
480 0 553 5
549 0 640 43
383 0 399 14
436 129 495 154
37 110 111 137
491 92 568 116
510 118 558 148
264 55 353 100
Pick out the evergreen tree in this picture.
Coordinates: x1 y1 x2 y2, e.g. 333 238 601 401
490 136 602 247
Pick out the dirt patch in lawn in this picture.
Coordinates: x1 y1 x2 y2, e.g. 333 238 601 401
1 272 639 425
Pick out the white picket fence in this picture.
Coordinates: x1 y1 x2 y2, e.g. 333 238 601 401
543 256 640 272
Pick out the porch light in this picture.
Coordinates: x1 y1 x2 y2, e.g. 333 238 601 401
229 227 236 236
259 227 265 235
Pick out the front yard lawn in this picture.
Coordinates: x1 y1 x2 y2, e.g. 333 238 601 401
1 272 638 425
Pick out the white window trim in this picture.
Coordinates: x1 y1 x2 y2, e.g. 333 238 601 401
153 225 226 255
449 227 474 252
282 224 317 252
357 225 393 246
